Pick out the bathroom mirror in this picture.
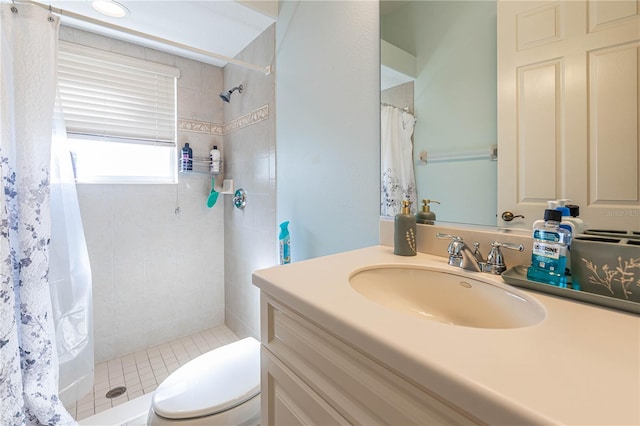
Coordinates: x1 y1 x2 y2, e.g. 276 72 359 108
380 0 639 231
380 0 498 227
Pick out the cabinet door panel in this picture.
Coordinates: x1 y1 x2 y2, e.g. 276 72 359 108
517 59 562 202
261 295 480 425
261 348 350 426
588 42 639 203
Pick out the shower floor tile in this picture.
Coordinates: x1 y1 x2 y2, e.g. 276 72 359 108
65 325 239 421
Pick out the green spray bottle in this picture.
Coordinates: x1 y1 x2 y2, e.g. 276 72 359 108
279 221 291 265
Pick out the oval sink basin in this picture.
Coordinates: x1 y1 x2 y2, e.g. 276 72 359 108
349 266 545 329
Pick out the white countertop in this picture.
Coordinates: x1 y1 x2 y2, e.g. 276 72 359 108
252 245 640 426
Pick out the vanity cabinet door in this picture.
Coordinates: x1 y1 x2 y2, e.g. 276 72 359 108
497 0 640 230
261 348 350 426
260 294 481 425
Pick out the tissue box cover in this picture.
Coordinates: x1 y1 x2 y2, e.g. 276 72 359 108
572 236 640 303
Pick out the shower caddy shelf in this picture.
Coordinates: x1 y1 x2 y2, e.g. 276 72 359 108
179 156 223 176
179 156 234 194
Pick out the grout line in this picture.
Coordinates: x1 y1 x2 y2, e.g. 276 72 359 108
66 326 238 421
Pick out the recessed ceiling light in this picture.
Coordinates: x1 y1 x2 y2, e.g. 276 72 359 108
91 0 129 18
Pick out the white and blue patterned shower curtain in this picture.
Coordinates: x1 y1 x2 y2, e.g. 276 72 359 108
1 4 77 425
381 104 417 217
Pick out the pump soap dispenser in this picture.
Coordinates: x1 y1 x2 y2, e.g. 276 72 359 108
417 199 440 225
394 199 417 256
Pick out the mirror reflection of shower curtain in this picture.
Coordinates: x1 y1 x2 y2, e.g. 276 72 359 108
381 105 417 216
49 93 94 405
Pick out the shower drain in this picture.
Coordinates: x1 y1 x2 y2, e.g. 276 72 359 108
105 386 127 399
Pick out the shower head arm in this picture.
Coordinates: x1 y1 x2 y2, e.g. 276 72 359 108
219 84 244 102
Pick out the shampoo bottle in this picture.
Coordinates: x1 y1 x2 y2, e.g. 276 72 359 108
417 199 440 225
394 199 416 256
210 145 221 174
555 199 571 217
527 209 571 287
555 199 577 279
565 204 584 234
181 143 193 171
279 221 291 265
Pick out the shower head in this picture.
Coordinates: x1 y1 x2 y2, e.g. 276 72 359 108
219 84 243 103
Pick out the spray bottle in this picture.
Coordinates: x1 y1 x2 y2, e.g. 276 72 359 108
279 221 291 265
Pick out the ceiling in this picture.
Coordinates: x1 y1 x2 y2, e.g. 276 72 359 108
39 0 276 67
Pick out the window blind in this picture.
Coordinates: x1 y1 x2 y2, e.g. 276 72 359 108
58 41 179 146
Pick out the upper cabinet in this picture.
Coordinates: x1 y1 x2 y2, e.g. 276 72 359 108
497 0 640 230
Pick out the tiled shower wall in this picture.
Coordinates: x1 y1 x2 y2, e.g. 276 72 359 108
60 27 227 363
224 25 278 339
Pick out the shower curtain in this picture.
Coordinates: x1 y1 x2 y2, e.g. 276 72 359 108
380 104 417 216
1 3 91 425
50 99 94 406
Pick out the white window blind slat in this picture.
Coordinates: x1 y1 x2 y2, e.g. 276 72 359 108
59 40 180 77
58 41 179 146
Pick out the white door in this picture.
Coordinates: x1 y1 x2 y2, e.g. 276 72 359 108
497 0 640 230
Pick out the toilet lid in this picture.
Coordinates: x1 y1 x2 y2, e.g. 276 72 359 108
152 337 261 420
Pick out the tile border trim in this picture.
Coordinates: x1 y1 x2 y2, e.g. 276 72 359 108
178 104 269 136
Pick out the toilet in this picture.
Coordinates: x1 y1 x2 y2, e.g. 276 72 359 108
147 337 261 425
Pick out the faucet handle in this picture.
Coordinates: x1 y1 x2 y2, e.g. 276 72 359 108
436 233 465 266
494 241 525 252
485 241 524 274
436 233 460 241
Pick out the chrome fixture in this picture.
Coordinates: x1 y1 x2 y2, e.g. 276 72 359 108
484 241 524 274
233 189 246 209
220 84 243 103
436 233 524 274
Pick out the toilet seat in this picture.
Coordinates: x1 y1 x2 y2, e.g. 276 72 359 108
151 337 260 420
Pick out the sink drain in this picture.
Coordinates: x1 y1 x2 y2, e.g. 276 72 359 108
105 386 127 399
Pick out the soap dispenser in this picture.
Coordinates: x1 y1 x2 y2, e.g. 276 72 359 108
417 199 440 225
394 199 417 256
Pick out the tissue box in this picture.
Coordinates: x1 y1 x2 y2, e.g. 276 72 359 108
571 236 640 303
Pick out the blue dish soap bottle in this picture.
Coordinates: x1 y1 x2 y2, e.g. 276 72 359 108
279 221 291 265
527 209 572 287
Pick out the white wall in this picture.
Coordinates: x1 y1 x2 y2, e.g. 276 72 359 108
275 1 381 261
381 1 498 226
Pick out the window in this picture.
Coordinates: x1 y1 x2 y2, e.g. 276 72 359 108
58 41 180 183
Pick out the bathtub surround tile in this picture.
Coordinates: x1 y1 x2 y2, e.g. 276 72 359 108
144 48 176 67
177 87 204 122
111 38 146 59
224 24 278 337
176 56 203 91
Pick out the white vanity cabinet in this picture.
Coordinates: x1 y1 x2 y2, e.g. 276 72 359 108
259 294 480 426
253 246 640 425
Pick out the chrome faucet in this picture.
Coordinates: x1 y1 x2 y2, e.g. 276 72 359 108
436 233 524 274
484 241 524 274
